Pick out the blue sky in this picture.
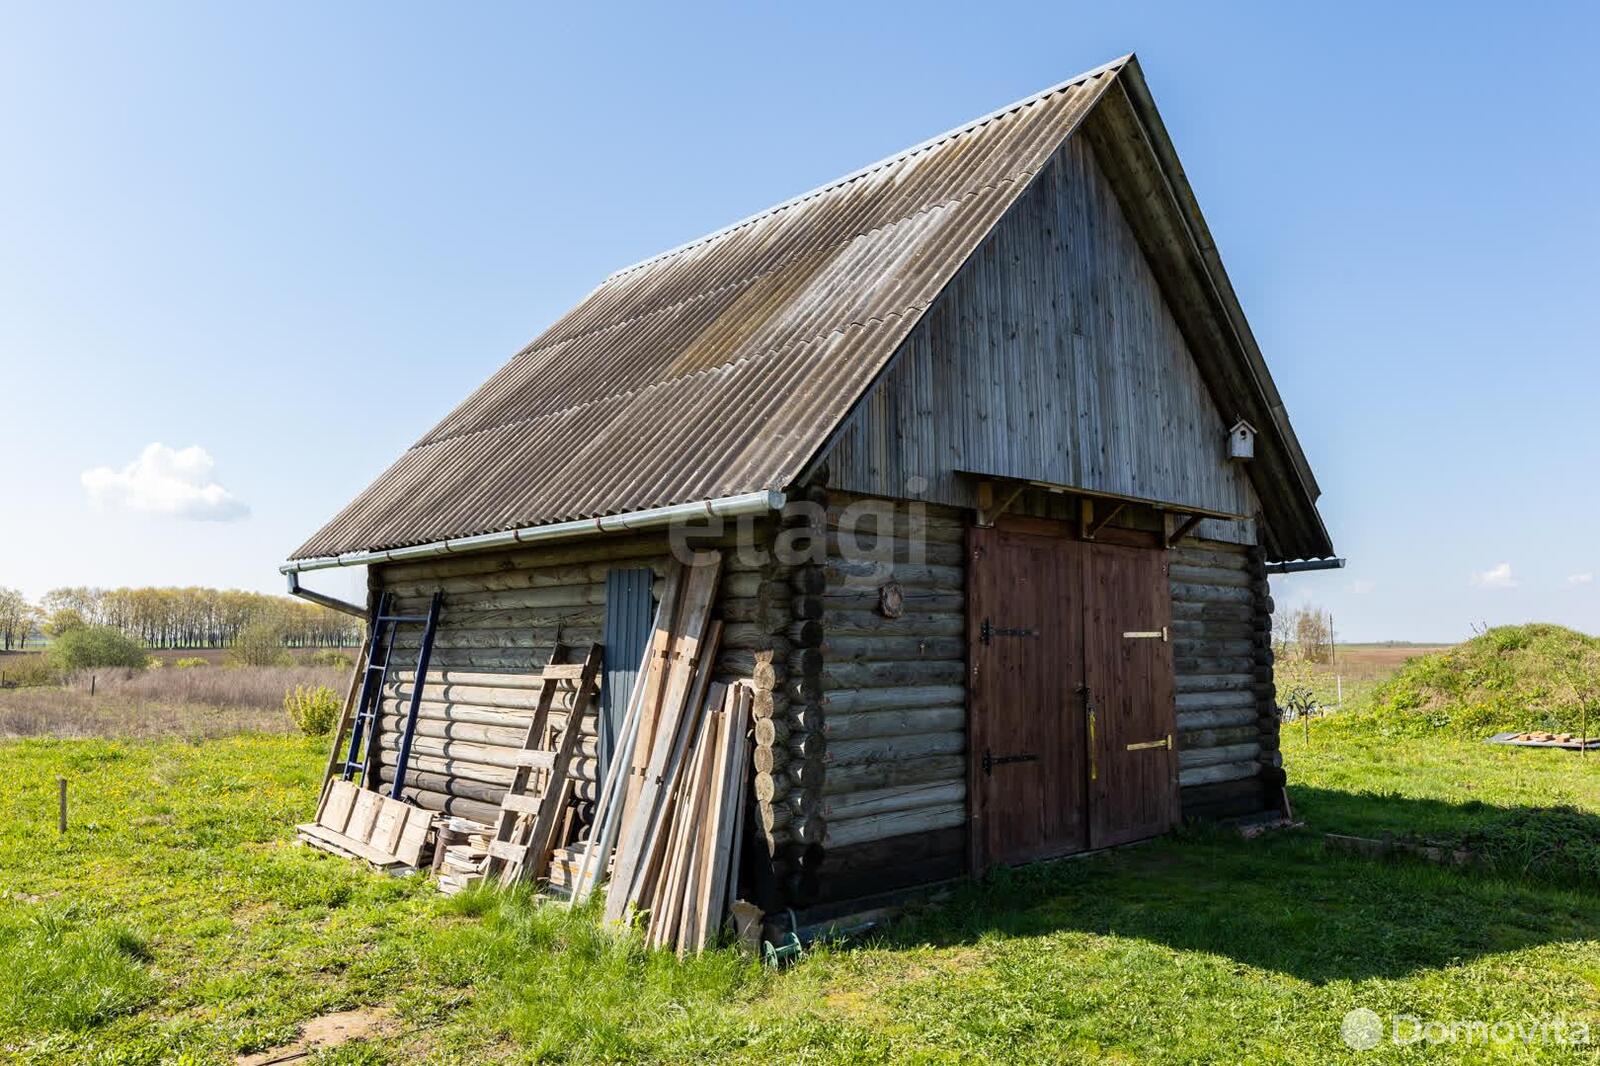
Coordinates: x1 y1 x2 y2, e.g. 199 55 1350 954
1 2 1596 640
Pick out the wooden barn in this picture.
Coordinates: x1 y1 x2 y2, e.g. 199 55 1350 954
284 54 1335 931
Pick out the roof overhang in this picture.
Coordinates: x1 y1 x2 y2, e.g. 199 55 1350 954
279 490 785 574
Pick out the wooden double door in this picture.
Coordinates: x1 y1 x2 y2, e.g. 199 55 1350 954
967 526 1179 869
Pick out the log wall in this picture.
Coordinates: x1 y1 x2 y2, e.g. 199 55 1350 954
371 534 671 827
808 489 970 906
1169 536 1280 820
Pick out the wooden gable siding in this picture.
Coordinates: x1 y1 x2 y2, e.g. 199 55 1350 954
826 136 1259 546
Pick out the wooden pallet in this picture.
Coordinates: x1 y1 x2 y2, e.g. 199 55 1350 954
481 644 604 886
298 778 432 868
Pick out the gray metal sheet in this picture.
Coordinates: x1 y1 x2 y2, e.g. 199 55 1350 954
291 63 1121 559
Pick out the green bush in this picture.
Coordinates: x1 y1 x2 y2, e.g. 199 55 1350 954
45 627 150 674
285 684 341 736
173 657 209 669
306 649 354 670
231 620 291 667
1359 624 1600 737
0 654 57 687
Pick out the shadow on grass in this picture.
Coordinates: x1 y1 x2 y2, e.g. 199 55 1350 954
873 794 1600 984
1289 785 1600 888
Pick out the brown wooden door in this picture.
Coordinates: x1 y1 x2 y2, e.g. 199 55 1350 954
967 527 1088 868
1083 542 1180 848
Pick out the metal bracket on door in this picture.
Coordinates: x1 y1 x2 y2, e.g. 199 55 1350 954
1122 627 1168 641
982 749 1040 775
980 618 1038 645
1126 735 1173 752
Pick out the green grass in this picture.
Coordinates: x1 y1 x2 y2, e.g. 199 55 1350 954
1358 624 1600 737
1287 718 1600 888
2 732 1598 1063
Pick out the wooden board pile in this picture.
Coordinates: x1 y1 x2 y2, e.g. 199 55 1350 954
569 555 755 954
1488 730 1599 751
433 817 495 894
298 779 432 870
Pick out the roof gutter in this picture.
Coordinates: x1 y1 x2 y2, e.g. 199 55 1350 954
278 489 787 577
1264 557 1347 575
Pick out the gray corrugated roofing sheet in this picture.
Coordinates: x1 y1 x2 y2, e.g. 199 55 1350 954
291 59 1125 560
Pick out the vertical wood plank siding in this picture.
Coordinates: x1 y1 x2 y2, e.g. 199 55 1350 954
372 534 671 825
827 136 1259 546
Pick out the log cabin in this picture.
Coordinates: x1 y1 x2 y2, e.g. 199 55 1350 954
283 54 1335 921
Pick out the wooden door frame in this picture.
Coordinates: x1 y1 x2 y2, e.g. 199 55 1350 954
966 518 1178 874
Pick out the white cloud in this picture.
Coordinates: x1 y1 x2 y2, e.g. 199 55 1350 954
1569 572 1595 585
81 443 249 521
1348 579 1376 595
1470 562 1518 589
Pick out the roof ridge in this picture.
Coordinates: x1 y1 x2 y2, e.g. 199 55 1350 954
601 55 1131 283
502 170 1039 367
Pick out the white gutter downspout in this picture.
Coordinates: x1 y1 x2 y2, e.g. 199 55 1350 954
279 489 786 577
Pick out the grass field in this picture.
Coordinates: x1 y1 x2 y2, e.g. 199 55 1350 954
0 659 345 739
2 725 1597 1064
1278 642 1453 712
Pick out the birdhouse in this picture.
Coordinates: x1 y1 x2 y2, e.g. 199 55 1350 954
1227 420 1256 461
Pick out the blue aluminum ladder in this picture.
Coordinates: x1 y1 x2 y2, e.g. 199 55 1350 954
340 591 443 799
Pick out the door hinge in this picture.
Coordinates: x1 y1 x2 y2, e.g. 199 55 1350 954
1126 734 1174 752
1122 627 1168 641
980 618 1038 645
982 749 1040 775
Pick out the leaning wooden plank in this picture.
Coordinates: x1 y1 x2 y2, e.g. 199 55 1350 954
699 684 750 952
347 788 383 844
620 622 723 921
618 563 687 835
675 707 723 956
720 691 752 937
605 558 722 921
569 564 679 905
318 779 359 834
646 777 691 948
370 797 409 855
394 805 433 868
568 618 654 905
655 696 719 949
687 688 734 951
644 694 710 946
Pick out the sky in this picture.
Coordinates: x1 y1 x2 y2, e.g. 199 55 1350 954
1 2 1596 640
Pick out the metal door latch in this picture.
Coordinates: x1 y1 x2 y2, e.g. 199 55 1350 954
982 749 1040 775
980 618 1038 645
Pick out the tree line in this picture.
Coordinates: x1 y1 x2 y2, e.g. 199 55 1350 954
0 585 361 651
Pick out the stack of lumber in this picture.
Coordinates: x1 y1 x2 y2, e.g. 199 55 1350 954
569 554 756 953
637 682 751 953
434 818 495 894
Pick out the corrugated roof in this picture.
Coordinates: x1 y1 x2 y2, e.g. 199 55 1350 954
292 59 1126 560
292 54 1332 562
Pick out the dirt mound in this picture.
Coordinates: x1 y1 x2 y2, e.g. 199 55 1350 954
1362 624 1600 736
